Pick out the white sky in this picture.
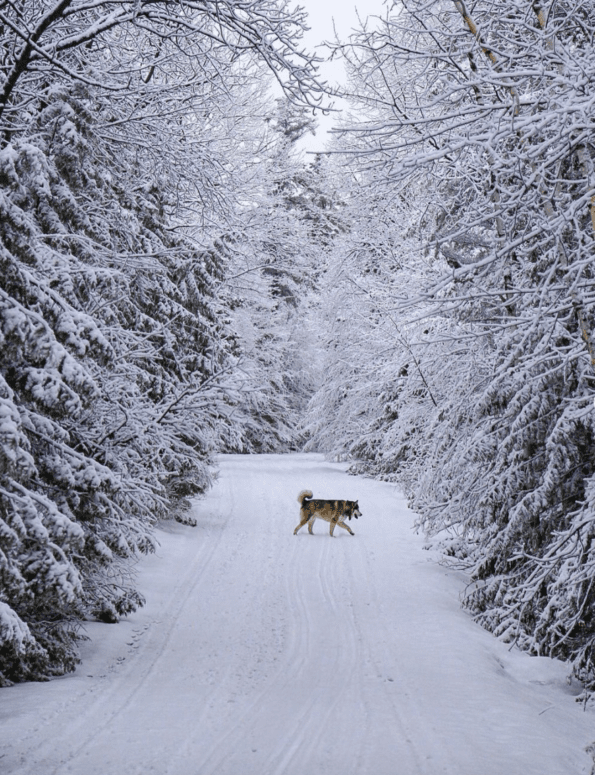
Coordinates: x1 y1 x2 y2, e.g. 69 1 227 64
293 0 387 153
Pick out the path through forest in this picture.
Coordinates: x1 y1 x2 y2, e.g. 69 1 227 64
1 453 593 774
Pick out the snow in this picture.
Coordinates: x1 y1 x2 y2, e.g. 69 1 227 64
1 452 593 774
0 604 33 654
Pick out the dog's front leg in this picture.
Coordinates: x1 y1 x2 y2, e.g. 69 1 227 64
337 519 355 536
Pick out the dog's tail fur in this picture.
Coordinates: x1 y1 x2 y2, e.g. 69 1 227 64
297 490 313 506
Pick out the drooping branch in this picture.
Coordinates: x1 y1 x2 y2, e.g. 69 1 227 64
0 0 329 137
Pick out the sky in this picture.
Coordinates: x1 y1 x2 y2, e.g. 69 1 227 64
293 0 387 153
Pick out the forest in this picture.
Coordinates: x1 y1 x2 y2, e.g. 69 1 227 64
1 0 595 698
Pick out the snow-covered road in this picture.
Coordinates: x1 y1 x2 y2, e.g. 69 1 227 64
1 453 594 774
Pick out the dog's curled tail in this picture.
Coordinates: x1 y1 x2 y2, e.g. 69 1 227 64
297 489 313 505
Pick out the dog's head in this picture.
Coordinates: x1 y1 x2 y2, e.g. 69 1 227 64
346 501 362 520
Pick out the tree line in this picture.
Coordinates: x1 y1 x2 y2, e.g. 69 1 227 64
306 0 595 694
0 0 335 684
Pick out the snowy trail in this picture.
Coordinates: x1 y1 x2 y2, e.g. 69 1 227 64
1 453 594 774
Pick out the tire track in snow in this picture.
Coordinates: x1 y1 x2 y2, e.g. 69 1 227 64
10 487 237 775
264 537 366 775
262 537 338 775
69 473 257 775
157 476 282 775
178 494 322 775
343 486 458 775
347 537 430 773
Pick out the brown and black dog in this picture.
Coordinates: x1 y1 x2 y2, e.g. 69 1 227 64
294 490 362 537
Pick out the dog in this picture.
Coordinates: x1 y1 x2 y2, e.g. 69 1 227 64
294 490 362 537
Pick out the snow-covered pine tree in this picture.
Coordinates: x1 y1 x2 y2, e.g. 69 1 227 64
219 100 344 452
0 78 234 681
0 0 328 683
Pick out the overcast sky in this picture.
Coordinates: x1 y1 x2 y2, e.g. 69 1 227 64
293 0 387 152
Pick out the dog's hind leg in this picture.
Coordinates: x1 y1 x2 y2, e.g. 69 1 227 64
307 517 315 534
293 512 311 535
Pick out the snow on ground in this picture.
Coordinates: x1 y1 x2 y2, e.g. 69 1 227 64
1 453 594 775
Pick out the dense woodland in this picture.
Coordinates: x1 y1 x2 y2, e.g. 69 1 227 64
2 0 595 698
